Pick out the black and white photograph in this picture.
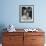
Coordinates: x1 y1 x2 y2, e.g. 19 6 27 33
19 5 34 23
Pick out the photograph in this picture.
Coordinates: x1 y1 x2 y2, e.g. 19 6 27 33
19 5 34 23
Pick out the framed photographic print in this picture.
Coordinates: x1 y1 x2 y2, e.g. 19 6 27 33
19 5 34 23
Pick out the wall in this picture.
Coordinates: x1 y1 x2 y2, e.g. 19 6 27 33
0 0 46 29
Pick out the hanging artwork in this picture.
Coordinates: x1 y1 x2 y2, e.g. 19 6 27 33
19 5 34 23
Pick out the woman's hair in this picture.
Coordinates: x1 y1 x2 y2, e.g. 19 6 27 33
22 7 27 15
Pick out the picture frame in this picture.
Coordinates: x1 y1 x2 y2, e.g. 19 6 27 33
19 5 34 23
